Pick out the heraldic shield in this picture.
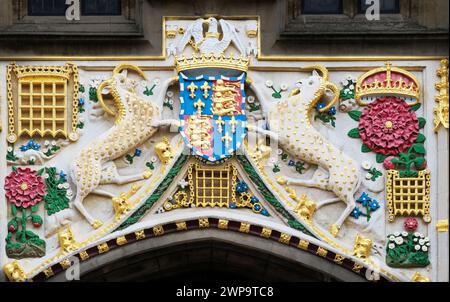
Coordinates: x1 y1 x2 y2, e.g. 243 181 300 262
179 72 247 162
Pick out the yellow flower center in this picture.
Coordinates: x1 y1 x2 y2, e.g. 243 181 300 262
385 120 393 129
20 183 28 190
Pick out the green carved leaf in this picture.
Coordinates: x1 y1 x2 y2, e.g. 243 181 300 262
361 144 371 153
413 157 425 169
11 204 17 216
347 128 361 138
418 117 426 129
376 153 387 164
411 103 421 111
415 133 426 143
348 110 362 122
412 143 426 154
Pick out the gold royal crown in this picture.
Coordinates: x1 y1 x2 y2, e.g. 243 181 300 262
355 62 420 104
10 63 74 80
175 53 249 73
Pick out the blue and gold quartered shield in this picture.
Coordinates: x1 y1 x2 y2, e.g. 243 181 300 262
179 73 247 162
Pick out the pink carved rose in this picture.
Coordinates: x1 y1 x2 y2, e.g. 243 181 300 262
359 97 419 156
4 168 45 208
404 218 419 232
383 156 396 170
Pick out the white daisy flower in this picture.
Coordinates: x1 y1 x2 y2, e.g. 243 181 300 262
344 88 350 94
57 183 64 189
265 80 273 88
280 84 289 91
51 140 57 146
361 161 372 170
29 156 36 162
426 242 430 246
346 75 353 81
342 79 349 86
168 99 174 105
415 245 420 251
79 117 85 123
389 235 395 241
90 79 101 88
388 243 395 249
424 237 429 242
414 232 420 237
247 95 255 103
422 246 428 252
402 231 408 237
365 173 372 180
66 190 73 197
63 183 70 189
166 91 174 98
44 173 50 179
413 238 418 242
151 156 158 163
7 147 13 152
349 84 355 90
277 149 283 155
153 78 161 85
140 80 147 88
420 234 425 239
419 239 425 245
178 179 189 189
394 232 400 237
395 237 404 245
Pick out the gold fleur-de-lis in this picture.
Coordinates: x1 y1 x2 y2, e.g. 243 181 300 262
187 82 198 99
201 81 211 99
229 116 238 133
215 116 225 134
221 131 232 148
194 99 205 115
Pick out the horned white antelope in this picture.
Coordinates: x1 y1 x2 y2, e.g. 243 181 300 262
249 66 361 237
69 64 177 229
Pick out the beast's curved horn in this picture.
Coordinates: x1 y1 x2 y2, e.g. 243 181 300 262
318 82 339 113
113 64 147 80
301 65 329 81
97 80 117 116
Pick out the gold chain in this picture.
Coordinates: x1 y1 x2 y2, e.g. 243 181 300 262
70 63 79 139
7 64 15 143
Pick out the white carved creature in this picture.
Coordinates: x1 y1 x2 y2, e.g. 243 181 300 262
176 17 246 55
250 67 361 237
69 64 177 229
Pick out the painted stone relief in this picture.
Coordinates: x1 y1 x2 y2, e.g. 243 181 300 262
0 16 448 282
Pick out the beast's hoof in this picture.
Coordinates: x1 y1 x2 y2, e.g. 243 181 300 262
92 220 103 229
329 224 340 237
142 170 152 179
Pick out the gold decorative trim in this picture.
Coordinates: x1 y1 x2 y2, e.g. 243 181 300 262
176 221 187 231
298 240 309 250
316 247 328 258
334 254 345 265
218 219 229 229
58 227 78 253
3 261 27 282
116 236 128 246
352 263 364 273
353 234 373 259
198 218 209 228
239 222 250 233
42 267 54 279
152 226 164 236
386 169 431 223
436 219 449 232
279 233 291 244
135 230 146 240
260 228 272 238
59 259 71 270
411 272 431 282
97 243 109 254
433 59 449 132
79 250 90 261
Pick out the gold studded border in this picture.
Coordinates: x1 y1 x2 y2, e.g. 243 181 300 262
22 217 386 282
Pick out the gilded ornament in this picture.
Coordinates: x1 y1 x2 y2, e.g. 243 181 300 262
176 221 187 231
97 243 109 254
353 234 372 259
352 263 364 273
411 272 431 282
260 228 272 238
155 137 175 164
43 267 54 278
116 236 128 246
3 261 27 282
316 247 328 258
199 218 209 228
334 254 345 265
79 250 90 261
298 240 309 250
436 219 449 232
279 233 291 244
239 222 251 233
434 59 449 132
218 219 229 229
59 259 72 270
294 193 316 221
152 225 164 236
135 230 146 239
58 227 77 253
